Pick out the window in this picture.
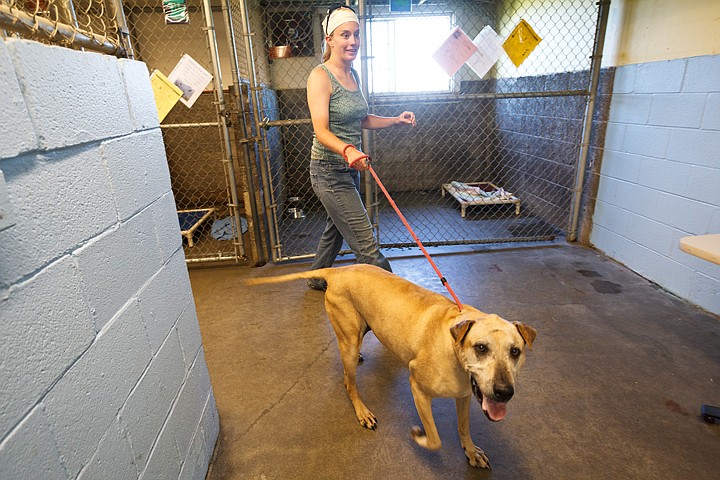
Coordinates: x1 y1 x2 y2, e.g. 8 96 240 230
368 15 453 93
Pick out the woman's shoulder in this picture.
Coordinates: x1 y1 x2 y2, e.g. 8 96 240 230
308 64 329 81
307 64 333 95
311 63 331 75
309 64 333 81
310 64 339 88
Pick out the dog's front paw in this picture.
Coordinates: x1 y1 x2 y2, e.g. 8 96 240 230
357 410 377 430
465 445 491 469
411 426 441 451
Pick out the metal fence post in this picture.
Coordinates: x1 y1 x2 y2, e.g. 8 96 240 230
220 0 267 265
357 0 377 232
568 0 611 242
200 0 246 260
111 0 134 59
236 0 275 265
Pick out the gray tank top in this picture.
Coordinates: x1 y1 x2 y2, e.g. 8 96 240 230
310 64 368 163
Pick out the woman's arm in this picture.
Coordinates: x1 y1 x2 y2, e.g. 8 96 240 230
361 111 416 130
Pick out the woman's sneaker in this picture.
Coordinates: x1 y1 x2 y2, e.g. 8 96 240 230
307 279 327 291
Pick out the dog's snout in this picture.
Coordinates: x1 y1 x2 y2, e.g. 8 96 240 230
493 384 514 402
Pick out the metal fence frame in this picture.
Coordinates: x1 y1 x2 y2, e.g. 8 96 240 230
0 0 132 56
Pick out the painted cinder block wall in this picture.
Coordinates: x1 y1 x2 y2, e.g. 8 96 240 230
0 38 219 479
591 54 720 315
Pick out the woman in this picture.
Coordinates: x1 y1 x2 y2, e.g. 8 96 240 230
306 5 416 290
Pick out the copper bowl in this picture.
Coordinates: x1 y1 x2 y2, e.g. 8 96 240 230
269 45 292 59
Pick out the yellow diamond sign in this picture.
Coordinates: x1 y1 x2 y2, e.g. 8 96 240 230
503 19 542 68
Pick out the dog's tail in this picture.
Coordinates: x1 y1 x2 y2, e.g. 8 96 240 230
244 268 332 287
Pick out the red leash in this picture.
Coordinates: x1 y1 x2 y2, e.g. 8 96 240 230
367 164 464 311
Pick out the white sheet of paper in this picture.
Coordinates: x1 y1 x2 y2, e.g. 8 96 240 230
466 26 504 79
167 54 213 108
431 26 478 77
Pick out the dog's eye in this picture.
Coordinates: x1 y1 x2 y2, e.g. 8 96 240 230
510 346 521 358
474 344 487 355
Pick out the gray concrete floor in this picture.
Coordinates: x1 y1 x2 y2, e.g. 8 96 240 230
190 243 720 480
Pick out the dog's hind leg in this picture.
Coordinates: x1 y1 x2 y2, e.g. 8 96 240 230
455 395 490 469
326 307 377 430
409 369 442 451
340 341 377 430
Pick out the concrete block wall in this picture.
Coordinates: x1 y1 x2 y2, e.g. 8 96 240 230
591 54 720 315
0 38 219 479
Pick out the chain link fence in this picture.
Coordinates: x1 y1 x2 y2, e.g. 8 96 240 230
246 0 607 262
3 0 609 265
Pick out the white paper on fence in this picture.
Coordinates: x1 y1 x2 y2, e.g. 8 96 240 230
467 25 504 79
167 54 213 108
431 26 479 77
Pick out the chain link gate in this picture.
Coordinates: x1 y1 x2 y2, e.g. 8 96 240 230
123 0 247 264
241 0 606 263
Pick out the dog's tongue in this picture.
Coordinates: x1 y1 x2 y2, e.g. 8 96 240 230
483 397 507 421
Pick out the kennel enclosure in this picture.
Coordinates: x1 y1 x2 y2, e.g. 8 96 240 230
1 0 611 265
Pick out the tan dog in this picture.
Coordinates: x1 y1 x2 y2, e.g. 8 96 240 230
246 264 536 469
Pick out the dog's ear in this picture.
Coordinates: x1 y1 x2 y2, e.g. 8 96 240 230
514 322 537 350
450 320 474 346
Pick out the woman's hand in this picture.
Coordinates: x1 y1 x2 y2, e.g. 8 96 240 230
395 111 416 127
344 145 370 171
361 112 416 130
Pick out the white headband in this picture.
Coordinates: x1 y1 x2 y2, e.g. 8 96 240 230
324 8 359 36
